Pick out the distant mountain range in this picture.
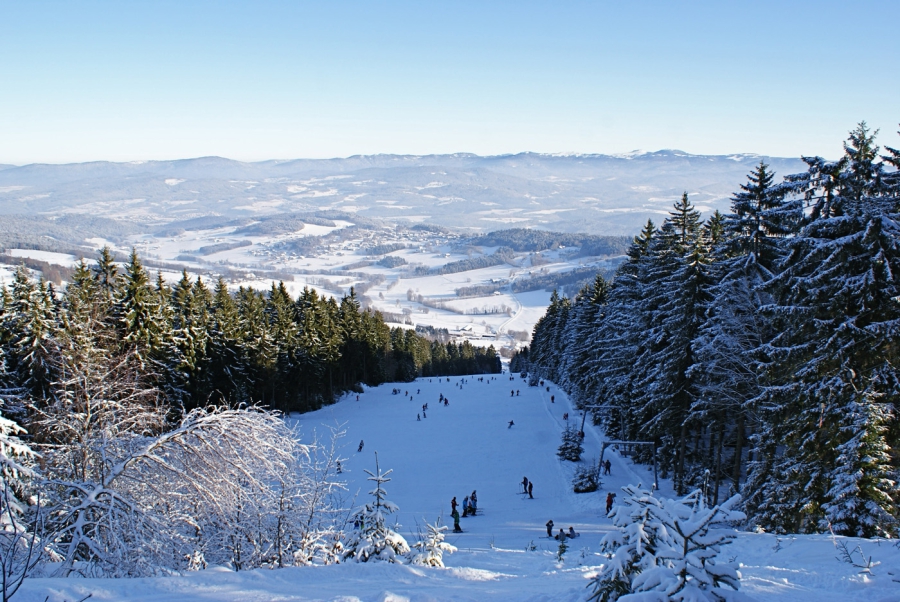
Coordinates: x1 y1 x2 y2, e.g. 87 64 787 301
0 151 807 235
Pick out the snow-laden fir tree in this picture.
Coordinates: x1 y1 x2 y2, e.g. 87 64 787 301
573 462 601 493
0 409 40 602
589 485 747 602
557 423 584 462
408 519 456 567
342 452 409 563
749 124 900 536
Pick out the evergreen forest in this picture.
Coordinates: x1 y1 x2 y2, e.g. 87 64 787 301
518 123 900 537
0 253 501 417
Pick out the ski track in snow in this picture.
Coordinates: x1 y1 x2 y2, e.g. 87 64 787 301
19 375 900 601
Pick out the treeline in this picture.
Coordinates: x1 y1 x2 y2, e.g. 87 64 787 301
521 123 900 537
468 228 630 256
0 249 501 417
195 239 252 255
416 247 517 276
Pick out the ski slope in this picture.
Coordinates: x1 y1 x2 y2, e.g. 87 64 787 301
19 374 900 601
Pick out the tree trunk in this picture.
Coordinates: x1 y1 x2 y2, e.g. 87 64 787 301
677 422 687 494
714 420 724 504
732 416 744 492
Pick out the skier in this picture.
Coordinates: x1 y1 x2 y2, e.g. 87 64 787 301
444 398 449 406
563 412 568 421
451 496 458 513
545 519 554 538
356 395 359 401
551 395 555 403
417 414 420 421
462 495 470 517
606 492 616 514
528 481 533 499
452 508 462 533
357 440 364 452
604 459 612 475
470 490 477 515
508 420 514 428
511 390 514 397
522 476 529 493
516 390 520 396
423 410 427 418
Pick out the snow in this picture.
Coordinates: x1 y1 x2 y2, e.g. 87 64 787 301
16 377 900 601
6 249 80 267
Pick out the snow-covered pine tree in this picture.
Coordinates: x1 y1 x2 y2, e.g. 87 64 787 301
572 463 601 493
557 423 584 462
0 407 40 602
409 519 456 567
629 193 711 492
751 123 900 536
588 484 663 602
689 162 801 504
589 485 747 602
203 277 247 405
561 274 609 409
118 248 162 358
342 452 409 563
589 221 656 442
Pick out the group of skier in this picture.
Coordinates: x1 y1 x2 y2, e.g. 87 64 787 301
544 520 579 540
521 476 534 499
450 490 478 533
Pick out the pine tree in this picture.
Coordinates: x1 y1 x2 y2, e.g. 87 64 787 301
342 453 409 563
118 248 161 357
408 520 456 567
751 124 900 535
557 423 584 462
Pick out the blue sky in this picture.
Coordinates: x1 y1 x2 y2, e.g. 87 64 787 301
1 1 897 163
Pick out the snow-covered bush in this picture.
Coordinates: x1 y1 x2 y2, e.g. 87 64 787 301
42 406 313 576
409 520 456 567
588 485 748 602
573 463 600 493
342 453 409 563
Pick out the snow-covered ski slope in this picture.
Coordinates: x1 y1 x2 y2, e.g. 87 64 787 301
20 375 900 601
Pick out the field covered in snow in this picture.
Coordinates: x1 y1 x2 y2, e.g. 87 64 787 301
17 376 900 602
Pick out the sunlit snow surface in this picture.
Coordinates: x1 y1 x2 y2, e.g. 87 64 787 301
20 376 900 601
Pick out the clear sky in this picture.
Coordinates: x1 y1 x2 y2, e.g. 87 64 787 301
1 0 897 164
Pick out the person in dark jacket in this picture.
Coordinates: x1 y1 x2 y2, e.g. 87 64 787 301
528 481 534 499
546 519 554 537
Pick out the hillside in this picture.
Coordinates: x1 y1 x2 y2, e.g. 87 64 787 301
18 375 900 601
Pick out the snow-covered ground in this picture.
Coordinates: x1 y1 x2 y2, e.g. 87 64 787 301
18 376 900 601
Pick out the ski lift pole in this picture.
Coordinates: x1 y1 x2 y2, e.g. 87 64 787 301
580 403 616 434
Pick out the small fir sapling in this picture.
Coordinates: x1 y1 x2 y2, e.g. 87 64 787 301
342 452 409 563
573 462 601 493
557 424 584 462
408 519 456 567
